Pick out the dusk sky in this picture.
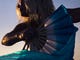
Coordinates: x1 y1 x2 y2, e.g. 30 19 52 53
0 0 80 60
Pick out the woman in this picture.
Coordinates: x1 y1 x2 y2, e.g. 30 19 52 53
2 0 55 47
2 0 80 51
1 0 79 60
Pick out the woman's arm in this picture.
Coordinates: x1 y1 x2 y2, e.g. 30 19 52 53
67 8 80 23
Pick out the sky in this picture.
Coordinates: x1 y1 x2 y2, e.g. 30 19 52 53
0 0 80 60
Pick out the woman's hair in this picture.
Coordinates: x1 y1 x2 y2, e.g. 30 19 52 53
20 0 55 24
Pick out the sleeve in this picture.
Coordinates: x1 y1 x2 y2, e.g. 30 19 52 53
67 8 80 23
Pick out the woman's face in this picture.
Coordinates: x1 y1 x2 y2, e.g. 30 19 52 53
16 0 29 23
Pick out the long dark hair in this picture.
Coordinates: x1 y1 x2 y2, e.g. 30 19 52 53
20 0 55 24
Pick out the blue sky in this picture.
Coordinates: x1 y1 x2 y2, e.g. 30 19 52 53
0 0 80 60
